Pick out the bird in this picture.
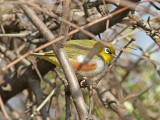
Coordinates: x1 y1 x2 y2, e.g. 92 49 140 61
32 40 115 79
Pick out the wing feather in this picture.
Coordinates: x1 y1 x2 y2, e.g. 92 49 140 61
32 40 98 65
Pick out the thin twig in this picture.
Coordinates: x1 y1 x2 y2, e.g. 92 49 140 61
150 1 160 10
55 69 72 120
88 87 93 120
30 83 62 119
0 31 31 38
30 58 44 82
0 95 11 120
121 85 153 103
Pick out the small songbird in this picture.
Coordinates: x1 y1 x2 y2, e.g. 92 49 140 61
32 40 115 78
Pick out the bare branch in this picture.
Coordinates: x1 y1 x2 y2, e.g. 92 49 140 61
18 3 88 119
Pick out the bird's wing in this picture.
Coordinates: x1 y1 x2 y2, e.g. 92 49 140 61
31 40 98 65
65 40 97 59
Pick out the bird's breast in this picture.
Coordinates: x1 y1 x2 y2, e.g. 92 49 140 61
71 55 105 77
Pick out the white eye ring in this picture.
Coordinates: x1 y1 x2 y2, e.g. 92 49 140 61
105 48 111 54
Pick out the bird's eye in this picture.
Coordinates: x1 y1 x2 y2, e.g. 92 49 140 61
105 48 111 54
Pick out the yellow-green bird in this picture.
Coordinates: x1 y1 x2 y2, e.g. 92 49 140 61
32 40 115 78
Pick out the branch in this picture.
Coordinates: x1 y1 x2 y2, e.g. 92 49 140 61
128 13 160 48
18 3 88 119
150 1 160 10
96 86 136 120
72 0 140 39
